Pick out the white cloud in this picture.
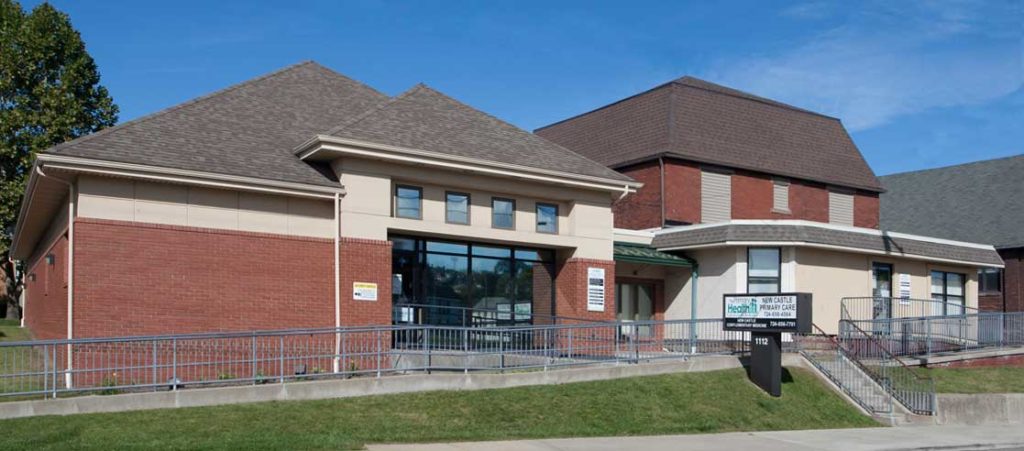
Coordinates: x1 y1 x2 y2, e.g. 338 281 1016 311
703 1 1023 131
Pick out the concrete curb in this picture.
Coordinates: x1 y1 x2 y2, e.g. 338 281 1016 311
0 356 744 420
935 393 1024 425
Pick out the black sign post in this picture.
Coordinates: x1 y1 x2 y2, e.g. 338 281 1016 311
723 293 812 397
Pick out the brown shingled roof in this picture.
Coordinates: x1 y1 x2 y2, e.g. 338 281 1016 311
327 84 633 182
536 76 883 192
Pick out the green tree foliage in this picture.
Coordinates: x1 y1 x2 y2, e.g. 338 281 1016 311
0 0 118 317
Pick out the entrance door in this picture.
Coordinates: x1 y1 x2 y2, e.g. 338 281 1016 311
871 263 893 335
616 282 654 337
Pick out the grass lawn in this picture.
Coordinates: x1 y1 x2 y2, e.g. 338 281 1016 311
0 367 877 450
923 365 1024 393
0 318 30 342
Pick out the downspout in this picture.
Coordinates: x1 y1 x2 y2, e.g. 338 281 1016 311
690 263 698 354
35 166 74 389
659 156 665 228
333 192 341 373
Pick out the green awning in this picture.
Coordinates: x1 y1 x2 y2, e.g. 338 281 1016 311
613 242 694 267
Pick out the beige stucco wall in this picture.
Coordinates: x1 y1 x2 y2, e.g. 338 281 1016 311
332 157 616 260
796 247 979 334
643 245 982 335
76 176 334 238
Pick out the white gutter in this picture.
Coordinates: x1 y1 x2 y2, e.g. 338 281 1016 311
35 166 74 389
657 241 1004 269
37 154 344 199
296 135 642 195
333 192 341 373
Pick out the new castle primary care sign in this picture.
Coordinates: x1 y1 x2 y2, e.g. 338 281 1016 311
722 293 811 397
723 293 812 333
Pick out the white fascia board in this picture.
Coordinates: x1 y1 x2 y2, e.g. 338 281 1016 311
297 135 642 195
653 219 998 251
9 160 45 257
37 154 344 199
656 241 1004 269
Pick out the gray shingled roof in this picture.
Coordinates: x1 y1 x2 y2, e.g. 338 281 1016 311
326 84 632 182
652 222 1003 266
46 61 389 187
880 155 1024 249
536 76 883 192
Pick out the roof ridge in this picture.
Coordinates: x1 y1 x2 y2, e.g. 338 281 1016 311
47 61 356 155
330 83 631 181
881 153 1024 178
322 83 427 137
673 76 841 121
410 84 636 178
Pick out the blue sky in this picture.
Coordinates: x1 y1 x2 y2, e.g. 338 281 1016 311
25 0 1023 175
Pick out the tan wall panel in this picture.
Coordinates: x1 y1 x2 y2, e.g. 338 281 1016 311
187 187 240 229
77 176 133 220
332 157 615 260
237 192 289 234
133 182 188 226
76 175 333 238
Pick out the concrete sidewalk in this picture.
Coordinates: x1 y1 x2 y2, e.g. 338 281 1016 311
367 425 1024 451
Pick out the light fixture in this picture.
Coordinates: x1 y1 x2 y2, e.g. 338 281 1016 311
45 254 55 265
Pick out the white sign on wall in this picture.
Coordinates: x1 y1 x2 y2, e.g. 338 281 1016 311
353 282 378 301
586 267 606 312
898 273 912 304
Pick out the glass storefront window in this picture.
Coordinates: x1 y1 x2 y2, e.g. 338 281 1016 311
391 235 555 326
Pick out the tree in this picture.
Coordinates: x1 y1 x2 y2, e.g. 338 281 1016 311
0 0 118 318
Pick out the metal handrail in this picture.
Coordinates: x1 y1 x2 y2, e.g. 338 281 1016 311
840 296 978 322
839 319 935 415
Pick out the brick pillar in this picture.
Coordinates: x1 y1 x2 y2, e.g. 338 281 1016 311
555 258 616 321
338 237 393 326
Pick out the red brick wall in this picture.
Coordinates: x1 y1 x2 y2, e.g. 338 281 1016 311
788 180 830 222
73 218 335 338
613 161 662 229
338 237 392 326
1002 248 1023 312
555 258 616 321
854 192 880 229
24 234 69 340
611 157 878 228
664 159 701 225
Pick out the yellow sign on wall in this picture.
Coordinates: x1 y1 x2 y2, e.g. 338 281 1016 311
353 282 378 301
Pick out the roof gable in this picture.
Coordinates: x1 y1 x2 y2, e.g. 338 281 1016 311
880 155 1024 249
46 61 389 187
326 84 632 182
536 76 883 192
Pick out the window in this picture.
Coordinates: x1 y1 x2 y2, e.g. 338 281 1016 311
773 178 790 213
979 268 1001 294
700 169 731 223
828 189 854 226
492 197 515 229
390 235 555 327
395 185 422 219
536 203 558 234
445 191 470 224
747 247 781 294
931 270 965 315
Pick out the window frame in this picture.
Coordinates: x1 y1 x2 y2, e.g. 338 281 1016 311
444 191 471 225
394 185 423 220
978 268 1002 294
491 197 516 230
931 270 966 316
535 202 559 234
746 247 782 294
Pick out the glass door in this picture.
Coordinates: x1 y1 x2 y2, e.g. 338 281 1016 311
871 263 893 320
616 282 654 337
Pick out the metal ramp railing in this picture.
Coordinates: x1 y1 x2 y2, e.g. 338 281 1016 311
796 322 936 416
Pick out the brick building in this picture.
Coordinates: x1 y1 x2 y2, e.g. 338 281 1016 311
879 155 1024 312
12 63 1002 344
538 76 1003 332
